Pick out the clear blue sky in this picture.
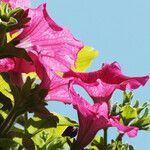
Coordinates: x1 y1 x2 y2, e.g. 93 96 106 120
32 1 150 149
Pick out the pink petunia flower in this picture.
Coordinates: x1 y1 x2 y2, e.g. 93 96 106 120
64 61 148 148
14 4 83 72
64 61 149 91
71 91 138 149
0 2 83 89
1 2 83 73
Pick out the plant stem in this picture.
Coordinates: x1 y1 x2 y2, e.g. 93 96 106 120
0 28 7 47
0 107 17 137
24 112 28 134
103 128 108 149
116 133 124 141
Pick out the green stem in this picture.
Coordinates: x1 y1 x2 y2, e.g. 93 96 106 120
103 128 108 149
116 133 124 141
0 28 7 47
24 112 28 134
24 112 28 122
0 107 17 137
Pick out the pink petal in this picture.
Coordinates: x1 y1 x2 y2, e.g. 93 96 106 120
71 92 110 148
109 116 139 138
99 62 149 90
40 69 73 104
13 57 35 73
16 4 83 72
64 61 149 90
0 58 15 72
73 78 116 103
1 0 31 9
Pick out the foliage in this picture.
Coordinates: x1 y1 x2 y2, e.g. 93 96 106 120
0 1 149 150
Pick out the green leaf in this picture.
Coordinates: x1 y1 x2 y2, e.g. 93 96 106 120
7 17 18 27
0 103 3 109
25 114 58 135
107 140 135 150
120 104 138 124
0 75 13 101
15 115 26 127
26 112 77 135
25 113 77 149
111 103 118 115
136 102 149 114
0 109 7 124
122 91 133 105
132 116 150 128
88 136 104 150
72 46 99 72
46 137 67 150
53 112 78 127
0 43 32 61
0 92 13 111
0 138 25 150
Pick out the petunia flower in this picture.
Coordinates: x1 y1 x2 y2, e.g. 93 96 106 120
0 2 83 88
14 4 83 72
64 61 148 148
71 91 138 149
1 2 83 73
64 61 149 91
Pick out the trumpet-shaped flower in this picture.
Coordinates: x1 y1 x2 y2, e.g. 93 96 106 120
71 91 138 149
64 61 149 91
65 61 148 148
0 2 83 92
14 4 83 72
1 3 83 74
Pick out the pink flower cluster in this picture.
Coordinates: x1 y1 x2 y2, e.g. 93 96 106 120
1 0 149 149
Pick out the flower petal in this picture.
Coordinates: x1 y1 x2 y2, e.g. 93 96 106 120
0 58 15 72
40 69 73 104
109 116 139 138
16 4 83 72
2 0 31 9
73 78 116 103
64 61 149 90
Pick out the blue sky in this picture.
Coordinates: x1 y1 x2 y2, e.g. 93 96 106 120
32 1 150 149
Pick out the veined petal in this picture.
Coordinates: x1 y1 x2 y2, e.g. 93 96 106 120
16 4 83 72
98 62 149 90
40 68 73 104
64 61 149 90
73 78 116 103
71 93 110 149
